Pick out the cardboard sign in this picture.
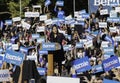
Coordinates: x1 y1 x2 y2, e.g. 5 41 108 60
0 70 10 82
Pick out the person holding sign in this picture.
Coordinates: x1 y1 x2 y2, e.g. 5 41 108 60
49 25 67 75
54 5 65 20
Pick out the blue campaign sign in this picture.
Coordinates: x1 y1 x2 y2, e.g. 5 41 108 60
92 64 103 73
56 1 64 6
73 57 92 74
20 46 28 53
0 54 4 68
45 0 51 6
103 47 114 56
80 14 90 19
79 9 87 15
41 43 57 51
4 50 24 66
39 50 48 55
103 79 120 83
37 67 46 75
5 20 12 25
89 0 120 13
63 44 71 51
102 56 120 71
75 42 84 48
107 17 120 22
32 34 40 39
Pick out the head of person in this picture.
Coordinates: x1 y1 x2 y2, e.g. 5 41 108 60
52 25 59 34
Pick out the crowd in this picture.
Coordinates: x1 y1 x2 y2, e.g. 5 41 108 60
0 1 120 83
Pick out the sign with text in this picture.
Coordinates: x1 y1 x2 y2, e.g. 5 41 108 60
102 56 120 71
89 0 120 13
92 64 103 73
37 67 46 75
40 15 47 21
0 69 10 82
73 57 91 73
25 12 39 17
12 17 21 22
4 50 24 66
99 22 107 28
100 9 108 15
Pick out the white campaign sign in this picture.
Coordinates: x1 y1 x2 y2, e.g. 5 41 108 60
21 21 31 29
47 76 80 83
45 19 52 25
12 44 19 50
100 9 108 15
110 10 117 18
101 41 109 47
37 26 45 32
99 22 107 28
0 70 10 82
85 40 93 48
25 12 39 17
12 17 21 22
40 15 47 21
109 27 117 32
115 7 120 12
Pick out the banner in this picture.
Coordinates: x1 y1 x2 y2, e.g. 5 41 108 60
40 15 47 21
89 0 120 13
63 44 71 51
37 67 46 75
99 22 107 28
100 9 108 15
32 34 40 39
75 43 84 48
5 20 12 25
45 0 51 6
73 57 91 73
25 12 39 17
47 76 80 83
0 54 4 68
107 17 120 22
103 78 120 83
39 51 48 55
41 43 56 51
56 1 64 6
12 17 21 22
92 64 103 73
37 37 45 43
0 69 10 82
4 50 24 66
102 56 120 71
21 21 31 29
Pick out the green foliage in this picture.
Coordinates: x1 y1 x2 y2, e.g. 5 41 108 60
7 0 30 17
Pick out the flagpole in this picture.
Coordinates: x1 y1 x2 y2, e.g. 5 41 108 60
73 0 75 18
20 0 22 17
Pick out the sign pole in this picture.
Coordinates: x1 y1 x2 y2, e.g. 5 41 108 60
47 54 53 76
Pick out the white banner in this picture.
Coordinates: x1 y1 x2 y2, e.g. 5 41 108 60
12 44 19 50
109 27 117 32
0 70 10 82
37 26 45 32
21 21 31 29
45 19 53 25
99 22 107 28
47 76 80 83
32 5 41 8
25 12 39 17
115 7 120 12
40 15 47 21
100 9 108 15
12 17 21 22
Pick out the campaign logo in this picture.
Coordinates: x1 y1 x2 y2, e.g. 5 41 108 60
4 50 24 66
102 56 120 71
73 57 91 73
